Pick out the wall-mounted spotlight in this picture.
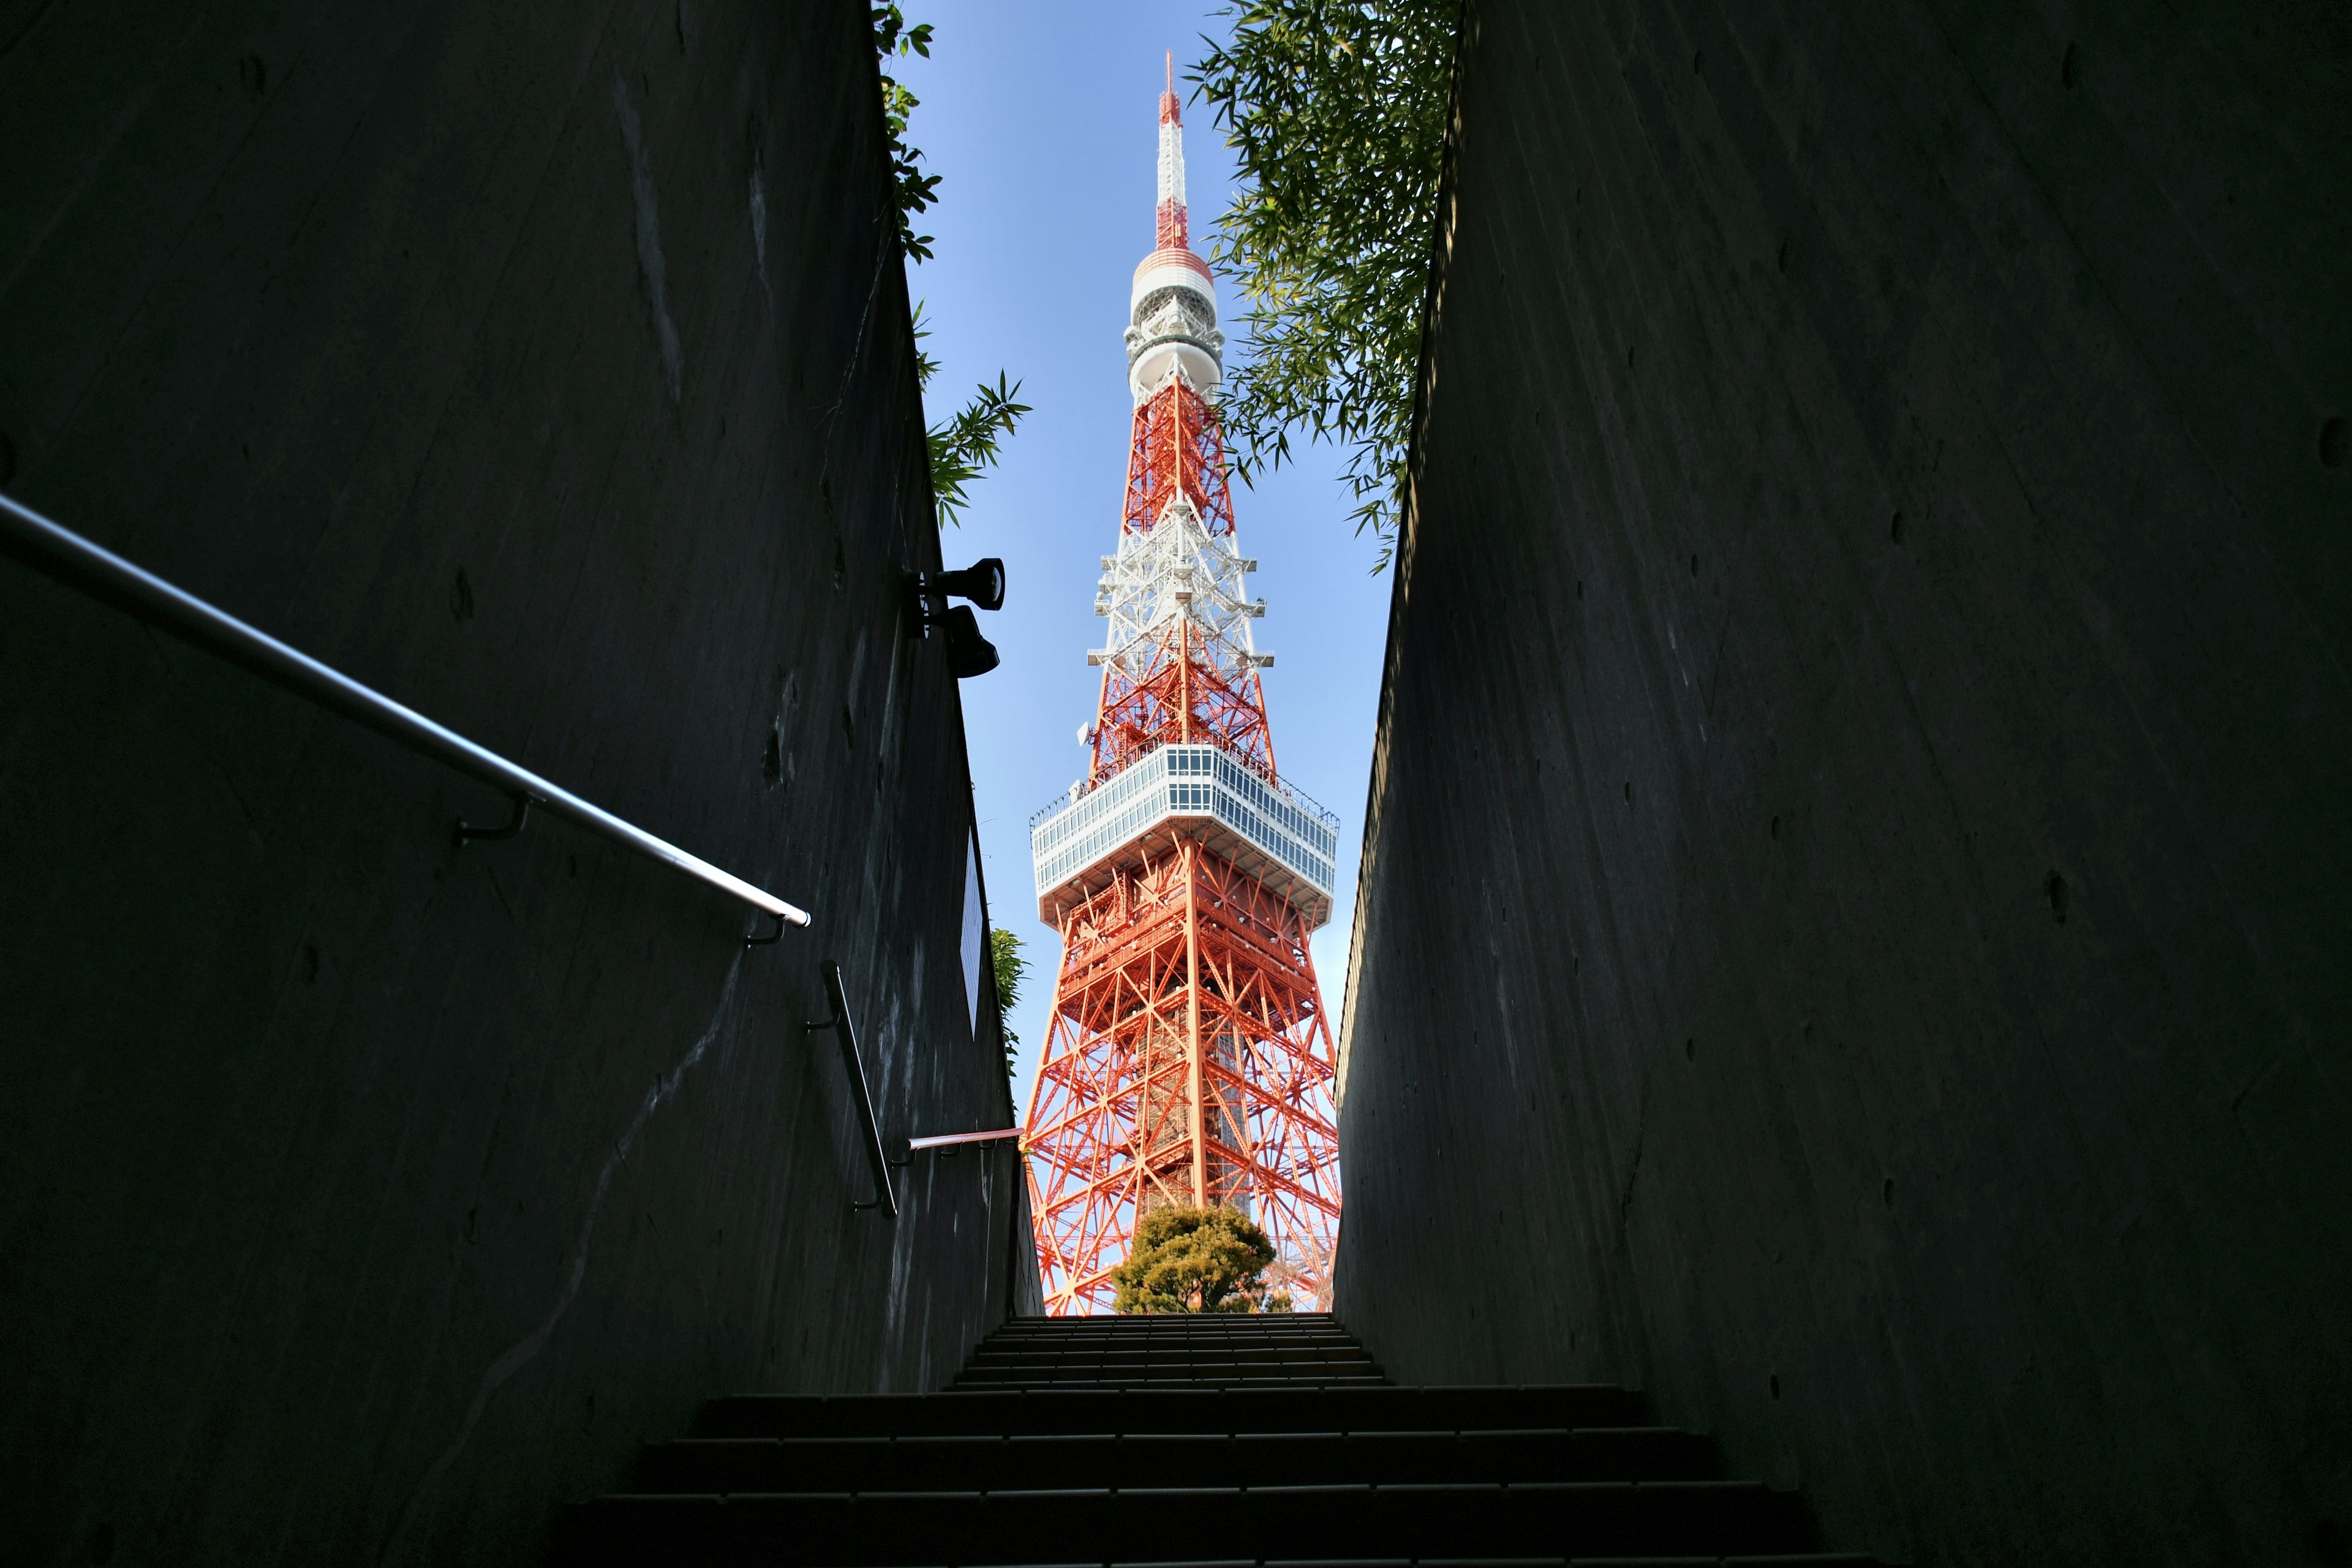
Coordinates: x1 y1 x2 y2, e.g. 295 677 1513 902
910 557 1006 679
918 557 1006 612
938 605 1000 678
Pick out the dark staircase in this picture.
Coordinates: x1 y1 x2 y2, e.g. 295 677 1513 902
560 1313 1883 1566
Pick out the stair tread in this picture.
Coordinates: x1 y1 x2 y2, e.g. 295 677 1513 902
594 1479 1777 1500
693 1386 1652 1439
656 1426 1700 1442
565 1320 1868 1566
560 1481 1817 1564
968 1356 1371 1362
631 1439 1724 1492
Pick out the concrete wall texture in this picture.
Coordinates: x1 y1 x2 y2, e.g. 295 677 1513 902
0 2 1035 1564
1335 1 2349 1564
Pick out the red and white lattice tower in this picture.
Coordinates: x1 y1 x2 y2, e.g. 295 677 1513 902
1021 62 1344 1314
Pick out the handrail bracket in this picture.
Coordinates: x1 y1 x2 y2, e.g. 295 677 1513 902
454 792 535 845
802 960 898 1218
0 494 813 941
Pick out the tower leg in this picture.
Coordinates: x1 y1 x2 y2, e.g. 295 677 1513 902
1185 840 1207 1208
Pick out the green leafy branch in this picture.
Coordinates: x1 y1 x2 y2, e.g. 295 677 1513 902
874 4 941 262
989 926 1028 1077
878 6 1032 528
1194 1 1461 568
929 374 1031 529
913 302 1031 529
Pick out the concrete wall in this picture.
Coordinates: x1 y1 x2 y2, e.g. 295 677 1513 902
1335 0 2349 1562
0 2 1034 1564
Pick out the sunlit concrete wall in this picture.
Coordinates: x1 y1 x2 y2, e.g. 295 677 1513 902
1335 1 2349 1562
0 2 1036 1563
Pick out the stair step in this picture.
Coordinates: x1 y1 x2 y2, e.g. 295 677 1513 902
957 1368 1382 1381
963 1355 1379 1363
983 1335 1364 1344
956 1368 1386 1382
559 1480 1819 1566
963 1352 1378 1366
991 1319 1354 1330
964 1344 1373 1354
989 1313 1346 1327
693 1387 1653 1440
950 1373 1392 1382
984 1354 1369 1365
715 1559 1887 1568
787 1559 1891 1568
635 1428 1720 1492
565 1321 1879 1566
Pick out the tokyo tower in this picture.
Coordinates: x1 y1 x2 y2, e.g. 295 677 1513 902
1021 63 1344 1314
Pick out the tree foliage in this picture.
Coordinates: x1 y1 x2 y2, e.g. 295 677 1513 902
929 373 1031 529
883 13 1032 530
1194 1 1460 567
989 926 1028 1077
873 5 941 262
1111 1204 1294 1313
912 303 1031 529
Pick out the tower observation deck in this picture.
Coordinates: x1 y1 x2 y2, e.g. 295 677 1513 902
1021 64 1344 1314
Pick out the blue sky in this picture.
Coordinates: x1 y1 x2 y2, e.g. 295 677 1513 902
889 3 1392 1105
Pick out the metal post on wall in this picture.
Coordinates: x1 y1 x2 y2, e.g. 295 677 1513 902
804 960 897 1216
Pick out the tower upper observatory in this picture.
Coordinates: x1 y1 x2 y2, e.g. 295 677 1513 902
1125 54 1224 403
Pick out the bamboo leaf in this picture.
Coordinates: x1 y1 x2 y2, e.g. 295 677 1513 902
1193 1 1458 570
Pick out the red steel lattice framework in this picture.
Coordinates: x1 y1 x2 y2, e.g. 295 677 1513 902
1022 69 1341 1315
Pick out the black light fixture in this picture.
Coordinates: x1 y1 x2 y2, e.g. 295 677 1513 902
939 605 1000 678
918 557 1005 612
910 557 1006 679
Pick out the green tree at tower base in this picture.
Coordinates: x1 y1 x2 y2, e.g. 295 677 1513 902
1110 1204 1295 1313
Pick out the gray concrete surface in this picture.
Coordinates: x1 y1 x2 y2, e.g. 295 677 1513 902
0 2 1035 1562
1334 1 2350 1563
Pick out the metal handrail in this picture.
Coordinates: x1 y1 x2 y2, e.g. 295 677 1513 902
0 494 810 935
908 1128 1023 1152
805 959 897 1216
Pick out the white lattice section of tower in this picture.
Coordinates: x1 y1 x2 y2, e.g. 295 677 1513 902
1088 493 1268 684
1158 108 1185 214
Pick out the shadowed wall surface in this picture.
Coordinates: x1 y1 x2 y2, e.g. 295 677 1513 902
1335 1 2349 1563
0 2 1036 1563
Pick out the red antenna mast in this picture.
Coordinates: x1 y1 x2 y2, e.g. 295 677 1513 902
1021 67 1344 1313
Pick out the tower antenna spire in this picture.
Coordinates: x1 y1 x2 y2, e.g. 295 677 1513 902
1155 52 1188 249
1019 64 1343 1315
